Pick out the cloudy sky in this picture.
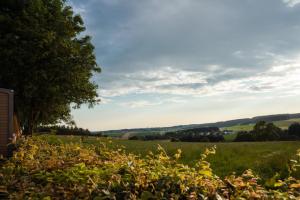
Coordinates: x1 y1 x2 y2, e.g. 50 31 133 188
69 0 300 131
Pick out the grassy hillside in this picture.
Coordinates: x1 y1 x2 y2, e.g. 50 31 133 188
222 118 300 133
47 135 300 180
100 113 300 136
274 118 300 129
223 132 238 141
102 117 300 139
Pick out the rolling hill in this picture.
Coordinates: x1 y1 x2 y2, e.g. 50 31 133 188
96 113 300 137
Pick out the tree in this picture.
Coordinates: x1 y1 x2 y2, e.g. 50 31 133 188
252 121 281 141
288 123 300 137
253 121 267 133
0 0 100 135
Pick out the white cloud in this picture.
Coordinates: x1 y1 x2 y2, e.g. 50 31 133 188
125 66 207 86
120 100 162 108
100 53 300 98
71 0 300 100
68 2 86 15
100 97 111 104
120 97 187 108
167 97 188 104
100 66 207 97
283 0 300 7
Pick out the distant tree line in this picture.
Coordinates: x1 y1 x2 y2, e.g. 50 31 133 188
166 127 224 142
234 121 300 142
129 127 224 142
128 134 169 141
36 125 100 136
128 122 300 143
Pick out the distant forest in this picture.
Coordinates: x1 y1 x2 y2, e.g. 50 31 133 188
36 126 97 137
129 127 224 142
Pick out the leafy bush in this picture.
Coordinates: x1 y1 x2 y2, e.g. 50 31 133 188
128 135 140 140
234 131 255 142
0 137 300 199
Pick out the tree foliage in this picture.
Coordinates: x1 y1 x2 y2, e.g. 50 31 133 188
0 0 100 134
252 121 281 141
235 121 284 142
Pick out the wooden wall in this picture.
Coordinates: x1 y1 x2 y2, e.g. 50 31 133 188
0 89 13 157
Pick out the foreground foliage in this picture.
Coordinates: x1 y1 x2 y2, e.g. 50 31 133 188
58 136 300 180
0 137 300 199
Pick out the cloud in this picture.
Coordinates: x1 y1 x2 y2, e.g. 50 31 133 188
120 97 187 108
99 97 111 104
69 0 300 100
65 0 300 131
100 53 300 98
120 100 162 108
100 66 207 97
67 1 86 15
283 0 300 7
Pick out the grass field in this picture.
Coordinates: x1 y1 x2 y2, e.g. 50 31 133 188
222 118 300 132
43 135 300 181
223 133 238 142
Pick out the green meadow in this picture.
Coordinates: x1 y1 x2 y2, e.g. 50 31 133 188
222 118 300 132
45 135 300 181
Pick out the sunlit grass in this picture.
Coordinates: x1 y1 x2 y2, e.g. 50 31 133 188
222 118 300 133
49 135 300 180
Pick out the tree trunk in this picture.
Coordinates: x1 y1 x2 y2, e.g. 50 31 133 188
13 113 22 139
23 111 35 136
23 121 34 136
27 120 34 136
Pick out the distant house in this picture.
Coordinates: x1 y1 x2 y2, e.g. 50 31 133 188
223 130 234 135
0 88 14 157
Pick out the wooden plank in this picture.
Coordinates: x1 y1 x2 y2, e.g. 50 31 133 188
0 89 13 157
0 131 7 133
0 92 9 156
0 93 8 137
0 140 8 145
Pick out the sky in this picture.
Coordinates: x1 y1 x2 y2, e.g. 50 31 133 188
69 0 300 131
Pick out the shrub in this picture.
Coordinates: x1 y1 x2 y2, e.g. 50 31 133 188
279 131 300 141
234 131 255 142
0 136 300 199
128 135 139 140
170 137 180 142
